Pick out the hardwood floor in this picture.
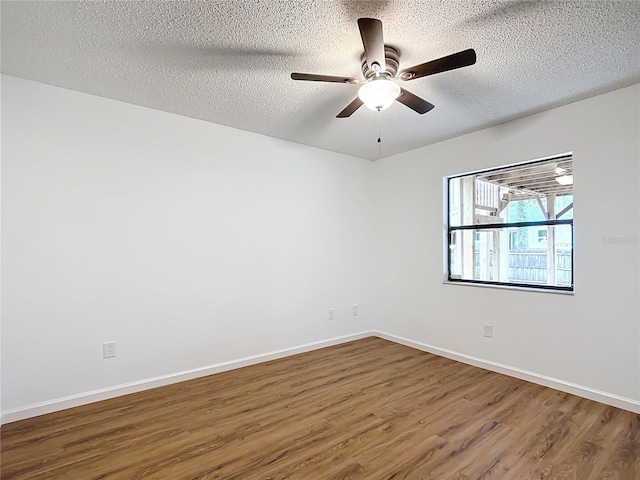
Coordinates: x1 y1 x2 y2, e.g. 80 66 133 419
1 337 639 479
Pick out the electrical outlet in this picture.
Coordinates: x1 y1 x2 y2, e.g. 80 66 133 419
352 305 358 316
483 324 493 338
103 342 116 359
328 309 335 321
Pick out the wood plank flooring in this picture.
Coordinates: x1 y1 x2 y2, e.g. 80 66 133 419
1 337 639 479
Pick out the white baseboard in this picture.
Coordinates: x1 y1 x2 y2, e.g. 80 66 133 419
373 330 640 414
0 331 374 425
4 329 638 424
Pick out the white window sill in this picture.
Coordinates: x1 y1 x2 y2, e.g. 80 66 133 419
443 280 575 295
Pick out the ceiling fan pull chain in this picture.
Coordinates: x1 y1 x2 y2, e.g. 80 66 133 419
378 109 382 158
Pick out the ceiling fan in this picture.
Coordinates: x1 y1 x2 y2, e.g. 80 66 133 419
291 18 476 118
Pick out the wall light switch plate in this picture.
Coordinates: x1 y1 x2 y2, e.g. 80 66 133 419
328 309 335 321
483 324 493 338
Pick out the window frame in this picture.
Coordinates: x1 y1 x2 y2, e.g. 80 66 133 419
444 154 574 293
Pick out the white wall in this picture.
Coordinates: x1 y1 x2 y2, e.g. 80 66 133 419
1 76 374 414
0 75 3 420
371 84 640 405
3 75 639 420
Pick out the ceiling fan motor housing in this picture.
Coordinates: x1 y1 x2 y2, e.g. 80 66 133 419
361 46 400 79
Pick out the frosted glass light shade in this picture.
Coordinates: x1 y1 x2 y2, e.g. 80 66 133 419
358 79 401 111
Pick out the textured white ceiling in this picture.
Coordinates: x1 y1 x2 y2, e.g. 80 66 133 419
2 1 639 160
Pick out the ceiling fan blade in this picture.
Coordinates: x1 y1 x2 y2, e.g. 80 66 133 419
396 88 435 114
337 97 364 118
357 18 386 72
291 73 360 84
399 48 476 81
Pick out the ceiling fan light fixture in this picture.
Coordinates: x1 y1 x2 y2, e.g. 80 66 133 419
291 18 476 118
555 175 573 185
358 78 400 111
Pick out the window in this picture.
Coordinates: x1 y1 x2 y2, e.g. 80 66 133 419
537 229 548 244
446 154 573 292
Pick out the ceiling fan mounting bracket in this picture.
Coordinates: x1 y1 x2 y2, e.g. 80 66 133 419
361 45 400 80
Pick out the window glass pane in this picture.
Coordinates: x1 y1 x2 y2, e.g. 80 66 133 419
506 198 547 223
449 225 572 288
448 176 465 227
556 194 573 219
